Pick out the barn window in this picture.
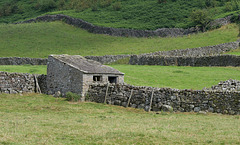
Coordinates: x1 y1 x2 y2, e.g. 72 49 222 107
93 76 102 82
108 76 117 83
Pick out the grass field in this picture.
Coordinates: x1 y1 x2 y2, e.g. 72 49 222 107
0 22 238 58
1 65 239 90
225 49 240 55
0 65 47 75
0 94 239 144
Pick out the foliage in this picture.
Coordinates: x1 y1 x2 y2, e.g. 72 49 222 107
112 1 121 11
224 0 240 12
190 9 213 31
35 0 57 12
0 22 238 58
66 91 82 102
0 0 240 29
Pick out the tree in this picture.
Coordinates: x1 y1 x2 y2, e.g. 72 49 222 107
190 9 212 31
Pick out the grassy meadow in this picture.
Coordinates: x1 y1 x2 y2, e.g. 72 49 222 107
0 93 239 144
226 49 240 55
0 65 47 75
0 22 238 58
1 65 240 90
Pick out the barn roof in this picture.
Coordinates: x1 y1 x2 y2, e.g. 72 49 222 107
50 54 124 75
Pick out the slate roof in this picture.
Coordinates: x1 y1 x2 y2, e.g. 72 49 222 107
50 54 124 75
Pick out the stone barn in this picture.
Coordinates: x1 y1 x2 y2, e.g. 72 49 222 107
47 54 124 98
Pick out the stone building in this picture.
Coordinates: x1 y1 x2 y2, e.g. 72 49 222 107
47 54 124 98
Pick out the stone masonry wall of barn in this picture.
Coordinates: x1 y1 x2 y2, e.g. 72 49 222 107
82 73 124 98
47 56 84 96
87 84 240 115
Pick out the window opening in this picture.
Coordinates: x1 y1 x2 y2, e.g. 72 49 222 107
93 76 102 82
108 76 117 83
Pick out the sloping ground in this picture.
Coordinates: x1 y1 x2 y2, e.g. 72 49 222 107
0 94 239 144
0 22 238 58
1 0 240 30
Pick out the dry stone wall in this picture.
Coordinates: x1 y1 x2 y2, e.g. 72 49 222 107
14 14 233 38
0 71 47 94
85 55 131 64
129 54 240 67
144 42 239 57
204 79 240 92
87 83 240 115
0 57 47 65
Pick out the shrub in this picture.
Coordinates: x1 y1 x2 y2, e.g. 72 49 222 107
91 0 99 11
157 0 167 4
100 0 112 8
66 92 82 102
35 0 57 12
190 9 212 31
112 1 121 11
205 0 219 8
57 0 66 10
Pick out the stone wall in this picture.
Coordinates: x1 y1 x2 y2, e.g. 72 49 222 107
87 83 240 115
47 55 84 96
0 57 47 65
0 71 47 94
0 55 131 65
129 54 240 67
144 42 239 57
15 14 232 38
85 55 131 64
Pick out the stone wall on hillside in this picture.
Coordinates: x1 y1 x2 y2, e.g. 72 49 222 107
0 57 47 65
15 14 234 38
85 55 131 64
145 42 239 57
87 83 240 115
204 79 240 92
0 71 47 94
129 54 240 67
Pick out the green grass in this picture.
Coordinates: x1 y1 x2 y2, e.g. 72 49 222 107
225 49 240 55
0 65 47 74
1 65 239 90
0 93 239 144
0 22 238 58
109 65 240 90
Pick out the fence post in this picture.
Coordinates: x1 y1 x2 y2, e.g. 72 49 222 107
104 83 109 104
148 89 154 112
126 89 133 108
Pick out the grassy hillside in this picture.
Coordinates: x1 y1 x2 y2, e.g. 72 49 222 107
0 94 239 144
1 65 239 90
1 0 240 30
0 22 238 58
